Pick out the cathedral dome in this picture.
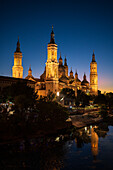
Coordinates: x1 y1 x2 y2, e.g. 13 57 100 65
81 73 89 85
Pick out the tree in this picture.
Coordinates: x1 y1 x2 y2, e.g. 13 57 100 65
76 90 90 106
94 94 107 105
1 81 37 111
36 100 68 130
60 88 75 99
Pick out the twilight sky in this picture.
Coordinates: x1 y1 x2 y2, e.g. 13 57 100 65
0 0 113 92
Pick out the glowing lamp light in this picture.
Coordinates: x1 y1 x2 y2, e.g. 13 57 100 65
85 127 87 131
57 91 59 96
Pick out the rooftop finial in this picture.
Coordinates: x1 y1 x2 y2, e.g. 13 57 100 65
52 25 53 31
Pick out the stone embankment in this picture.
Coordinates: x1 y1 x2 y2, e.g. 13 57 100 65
70 111 103 128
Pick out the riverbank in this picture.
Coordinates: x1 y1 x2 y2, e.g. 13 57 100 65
1 110 113 145
70 111 113 128
71 111 102 128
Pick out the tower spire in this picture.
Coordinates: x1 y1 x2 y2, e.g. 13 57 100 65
70 67 74 79
75 69 78 79
29 64 31 71
52 25 53 31
60 52 62 59
64 56 67 66
59 52 63 65
28 65 32 76
75 69 78 75
50 25 55 44
92 50 96 62
16 36 21 53
84 72 86 80
70 67 73 73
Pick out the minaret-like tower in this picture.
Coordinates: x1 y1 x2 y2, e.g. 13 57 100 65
12 37 23 78
46 26 59 95
64 56 68 77
90 51 98 95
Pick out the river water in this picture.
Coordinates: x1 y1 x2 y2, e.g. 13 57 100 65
0 125 113 169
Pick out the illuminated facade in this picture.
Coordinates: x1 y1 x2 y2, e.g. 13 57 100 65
12 26 98 97
45 26 59 95
12 37 23 78
90 51 98 95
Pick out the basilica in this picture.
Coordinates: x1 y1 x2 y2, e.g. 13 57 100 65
12 26 98 97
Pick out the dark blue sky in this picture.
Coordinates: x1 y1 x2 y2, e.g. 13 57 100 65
0 0 113 92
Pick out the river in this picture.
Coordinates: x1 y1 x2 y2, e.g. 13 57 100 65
0 125 113 169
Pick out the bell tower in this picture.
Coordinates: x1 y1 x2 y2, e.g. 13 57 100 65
90 51 98 95
12 37 23 78
46 26 59 95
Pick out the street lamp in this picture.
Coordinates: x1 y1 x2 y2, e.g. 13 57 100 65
57 91 59 96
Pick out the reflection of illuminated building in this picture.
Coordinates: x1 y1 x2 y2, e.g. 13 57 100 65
91 127 99 159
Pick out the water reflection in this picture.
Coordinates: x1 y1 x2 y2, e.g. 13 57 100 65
0 124 113 169
91 127 99 160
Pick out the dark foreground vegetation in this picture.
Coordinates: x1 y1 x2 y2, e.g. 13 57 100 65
0 83 113 144
0 82 69 143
